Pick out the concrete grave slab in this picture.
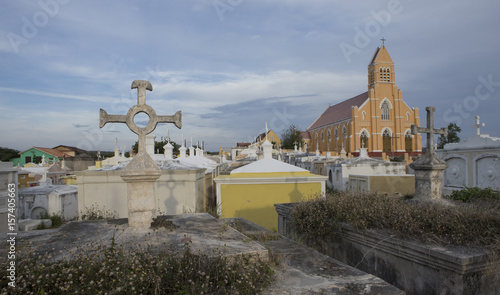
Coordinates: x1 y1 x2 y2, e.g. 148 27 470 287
3 213 268 262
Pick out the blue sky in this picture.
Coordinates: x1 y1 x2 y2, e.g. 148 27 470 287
1 0 499 152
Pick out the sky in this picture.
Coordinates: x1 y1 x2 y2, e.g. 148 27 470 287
1 0 499 153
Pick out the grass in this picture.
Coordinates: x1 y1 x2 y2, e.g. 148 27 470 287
80 203 118 220
1 238 274 294
291 190 500 252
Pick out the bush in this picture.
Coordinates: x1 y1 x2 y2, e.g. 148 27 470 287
1 240 274 294
291 192 500 250
37 213 63 229
447 186 500 203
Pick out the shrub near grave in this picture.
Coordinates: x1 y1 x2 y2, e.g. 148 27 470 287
0 239 274 294
291 191 500 252
447 186 500 203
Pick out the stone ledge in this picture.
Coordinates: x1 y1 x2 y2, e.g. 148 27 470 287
275 202 500 295
18 219 52 231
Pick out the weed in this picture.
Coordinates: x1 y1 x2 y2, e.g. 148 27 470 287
1 237 275 294
447 186 500 203
80 203 118 220
291 191 500 252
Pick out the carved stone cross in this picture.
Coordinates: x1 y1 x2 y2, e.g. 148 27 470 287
411 106 447 154
98 80 182 227
472 115 485 136
410 106 448 201
100 80 181 154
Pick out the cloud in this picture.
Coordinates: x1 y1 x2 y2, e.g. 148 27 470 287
73 124 89 128
0 86 113 103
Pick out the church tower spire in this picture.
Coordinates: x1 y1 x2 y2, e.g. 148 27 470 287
368 40 395 90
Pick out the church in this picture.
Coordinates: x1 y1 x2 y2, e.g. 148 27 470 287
307 44 422 157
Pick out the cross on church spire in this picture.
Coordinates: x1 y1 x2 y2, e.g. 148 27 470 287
381 37 386 45
411 107 447 153
472 115 485 136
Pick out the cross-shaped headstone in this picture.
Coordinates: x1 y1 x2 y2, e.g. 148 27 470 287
100 80 181 154
472 115 485 136
411 106 447 154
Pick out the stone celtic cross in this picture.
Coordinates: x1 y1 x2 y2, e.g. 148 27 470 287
411 106 447 154
100 80 181 154
98 80 182 227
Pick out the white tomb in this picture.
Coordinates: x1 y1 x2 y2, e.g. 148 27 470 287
18 185 78 222
437 116 500 194
326 148 407 191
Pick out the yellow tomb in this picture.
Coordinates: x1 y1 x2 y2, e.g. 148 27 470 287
215 139 327 230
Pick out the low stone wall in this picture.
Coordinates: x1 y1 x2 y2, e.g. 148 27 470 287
275 203 500 295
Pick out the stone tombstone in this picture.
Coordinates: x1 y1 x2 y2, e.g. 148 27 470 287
410 106 447 201
476 155 500 191
443 157 466 189
100 80 182 227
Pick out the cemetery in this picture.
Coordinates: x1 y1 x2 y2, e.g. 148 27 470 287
1 0 500 292
1 78 499 294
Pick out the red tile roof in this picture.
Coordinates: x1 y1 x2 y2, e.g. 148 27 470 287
307 92 368 131
237 142 251 147
34 147 67 158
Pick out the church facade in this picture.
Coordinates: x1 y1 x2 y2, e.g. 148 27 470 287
307 45 422 157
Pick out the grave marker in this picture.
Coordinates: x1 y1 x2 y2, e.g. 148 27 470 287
99 80 182 227
410 106 448 201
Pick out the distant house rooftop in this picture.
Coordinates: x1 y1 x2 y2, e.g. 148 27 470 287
236 142 251 148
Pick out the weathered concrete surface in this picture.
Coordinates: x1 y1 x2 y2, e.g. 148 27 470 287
2 213 268 261
225 218 405 295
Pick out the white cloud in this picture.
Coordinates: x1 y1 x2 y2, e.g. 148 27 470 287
0 87 113 103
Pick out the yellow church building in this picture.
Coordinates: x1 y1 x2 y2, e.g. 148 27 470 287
307 45 422 157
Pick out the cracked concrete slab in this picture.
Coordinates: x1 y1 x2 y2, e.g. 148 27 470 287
224 217 405 295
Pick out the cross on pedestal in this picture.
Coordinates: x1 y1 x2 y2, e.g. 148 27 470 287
410 106 448 201
411 107 447 154
100 80 181 154
472 115 485 136
98 80 182 227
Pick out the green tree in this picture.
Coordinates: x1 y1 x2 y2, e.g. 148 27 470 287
281 125 303 150
0 147 20 161
132 139 180 155
437 123 461 149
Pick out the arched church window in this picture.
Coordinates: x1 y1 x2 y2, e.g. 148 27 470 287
334 127 338 139
362 111 366 120
342 125 347 137
381 100 390 120
327 129 331 141
321 131 324 142
406 112 410 121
